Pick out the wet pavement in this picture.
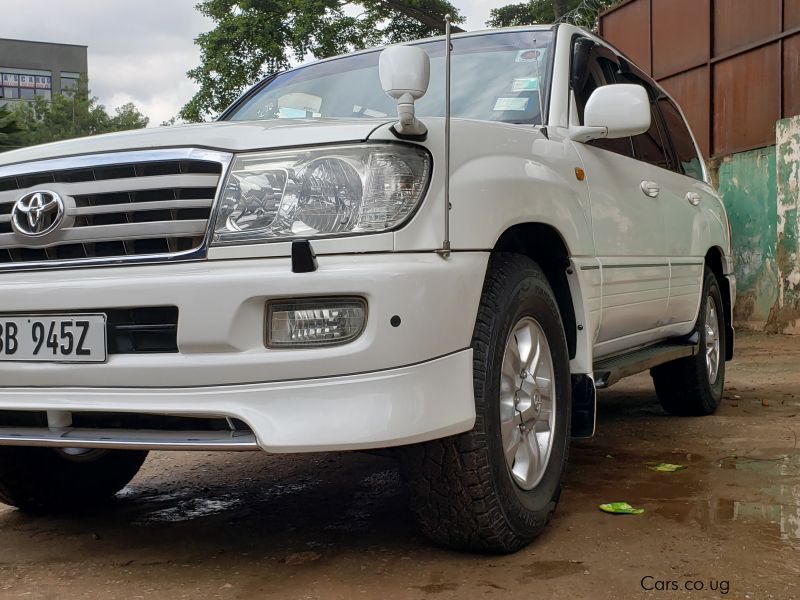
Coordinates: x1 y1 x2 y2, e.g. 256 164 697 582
1 331 799 599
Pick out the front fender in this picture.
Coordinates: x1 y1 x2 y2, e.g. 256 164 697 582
447 136 593 255
371 120 594 256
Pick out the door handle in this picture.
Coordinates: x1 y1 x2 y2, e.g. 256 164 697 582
641 180 660 198
686 191 702 206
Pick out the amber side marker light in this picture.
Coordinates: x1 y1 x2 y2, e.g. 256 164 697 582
575 167 586 182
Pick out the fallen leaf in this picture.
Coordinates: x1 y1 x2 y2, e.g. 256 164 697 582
648 463 687 473
599 502 644 515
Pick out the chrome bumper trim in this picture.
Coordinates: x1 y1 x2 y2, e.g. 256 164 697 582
0 148 233 177
0 427 260 451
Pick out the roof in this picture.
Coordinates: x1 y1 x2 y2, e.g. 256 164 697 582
0 37 87 49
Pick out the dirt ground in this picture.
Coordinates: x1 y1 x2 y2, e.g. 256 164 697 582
0 331 798 600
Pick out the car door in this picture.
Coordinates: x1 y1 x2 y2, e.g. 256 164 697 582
655 97 710 326
568 37 669 355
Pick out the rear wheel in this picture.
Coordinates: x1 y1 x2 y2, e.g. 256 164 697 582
652 266 726 416
0 447 148 513
401 253 571 552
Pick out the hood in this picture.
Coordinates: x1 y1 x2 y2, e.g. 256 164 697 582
0 118 392 167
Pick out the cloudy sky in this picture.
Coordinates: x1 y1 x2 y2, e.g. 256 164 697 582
2 0 510 126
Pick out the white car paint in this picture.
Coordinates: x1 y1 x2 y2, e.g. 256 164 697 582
0 253 487 387
0 118 391 167
0 24 733 452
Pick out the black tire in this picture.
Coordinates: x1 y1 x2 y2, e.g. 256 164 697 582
652 267 726 416
400 253 571 553
0 447 148 513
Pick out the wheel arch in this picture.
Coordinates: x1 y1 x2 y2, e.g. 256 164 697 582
705 246 735 361
491 222 596 438
492 223 577 360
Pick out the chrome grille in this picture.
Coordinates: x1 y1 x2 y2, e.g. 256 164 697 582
0 149 232 269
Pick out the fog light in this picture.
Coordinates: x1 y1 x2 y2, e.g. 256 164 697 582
267 298 367 347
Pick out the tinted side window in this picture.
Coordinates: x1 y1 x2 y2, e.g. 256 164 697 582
571 38 602 124
570 39 634 159
658 99 704 181
629 79 671 170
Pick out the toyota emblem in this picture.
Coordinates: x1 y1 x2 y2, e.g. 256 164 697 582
11 190 65 238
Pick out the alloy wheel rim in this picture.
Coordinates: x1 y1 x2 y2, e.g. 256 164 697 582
499 316 556 491
55 447 107 462
705 298 721 385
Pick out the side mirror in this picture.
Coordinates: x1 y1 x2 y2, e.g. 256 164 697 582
569 84 651 143
379 45 430 137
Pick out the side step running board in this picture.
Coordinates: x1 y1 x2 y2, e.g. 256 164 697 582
593 340 698 389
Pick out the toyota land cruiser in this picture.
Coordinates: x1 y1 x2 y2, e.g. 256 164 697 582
0 24 734 552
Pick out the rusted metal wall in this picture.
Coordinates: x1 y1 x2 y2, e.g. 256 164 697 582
599 0 800 158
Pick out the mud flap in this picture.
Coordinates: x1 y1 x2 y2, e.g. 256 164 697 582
723 274 736 360
571 374 596 438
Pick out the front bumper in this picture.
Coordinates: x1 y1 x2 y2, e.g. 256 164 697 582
0 350 476 452
0 252 487 451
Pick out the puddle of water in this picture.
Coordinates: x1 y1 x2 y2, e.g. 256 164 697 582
125 475 322 525
655 495 800 550
139 496 242 524
719 453 800 477
650 452 800 551
725 496 800 549
118 488 186 503
716 453 800 547
260 478 319 502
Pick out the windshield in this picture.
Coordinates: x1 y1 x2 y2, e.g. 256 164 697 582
226 30 555 126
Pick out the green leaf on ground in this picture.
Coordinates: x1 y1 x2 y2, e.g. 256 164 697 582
648 463 687 472
599 502 645 515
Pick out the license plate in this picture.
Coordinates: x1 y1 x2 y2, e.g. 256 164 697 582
0 314 107 363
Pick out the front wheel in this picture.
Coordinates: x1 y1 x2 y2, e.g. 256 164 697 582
652 266 726 416
401 253 571 553
0 447 148 513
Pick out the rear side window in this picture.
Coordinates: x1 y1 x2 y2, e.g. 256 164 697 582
658 99 704 181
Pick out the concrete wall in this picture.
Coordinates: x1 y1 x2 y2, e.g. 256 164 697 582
771 116 800 333
715 116 800 333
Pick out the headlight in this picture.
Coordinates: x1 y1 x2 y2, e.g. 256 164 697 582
212 144 431 245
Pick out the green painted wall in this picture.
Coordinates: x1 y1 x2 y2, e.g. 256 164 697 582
713 116 800 333
717 146 778 328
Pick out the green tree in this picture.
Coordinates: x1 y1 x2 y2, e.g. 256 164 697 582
181 0 465 122
110 102 150 131
0 104 23 151
488 0 617 29
12 77 149 148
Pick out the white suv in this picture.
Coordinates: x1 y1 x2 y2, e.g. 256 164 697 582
0 24 734 552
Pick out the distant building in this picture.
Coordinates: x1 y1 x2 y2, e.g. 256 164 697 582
0 38 88 106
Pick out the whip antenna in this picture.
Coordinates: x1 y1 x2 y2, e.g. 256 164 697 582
437 14 453 259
